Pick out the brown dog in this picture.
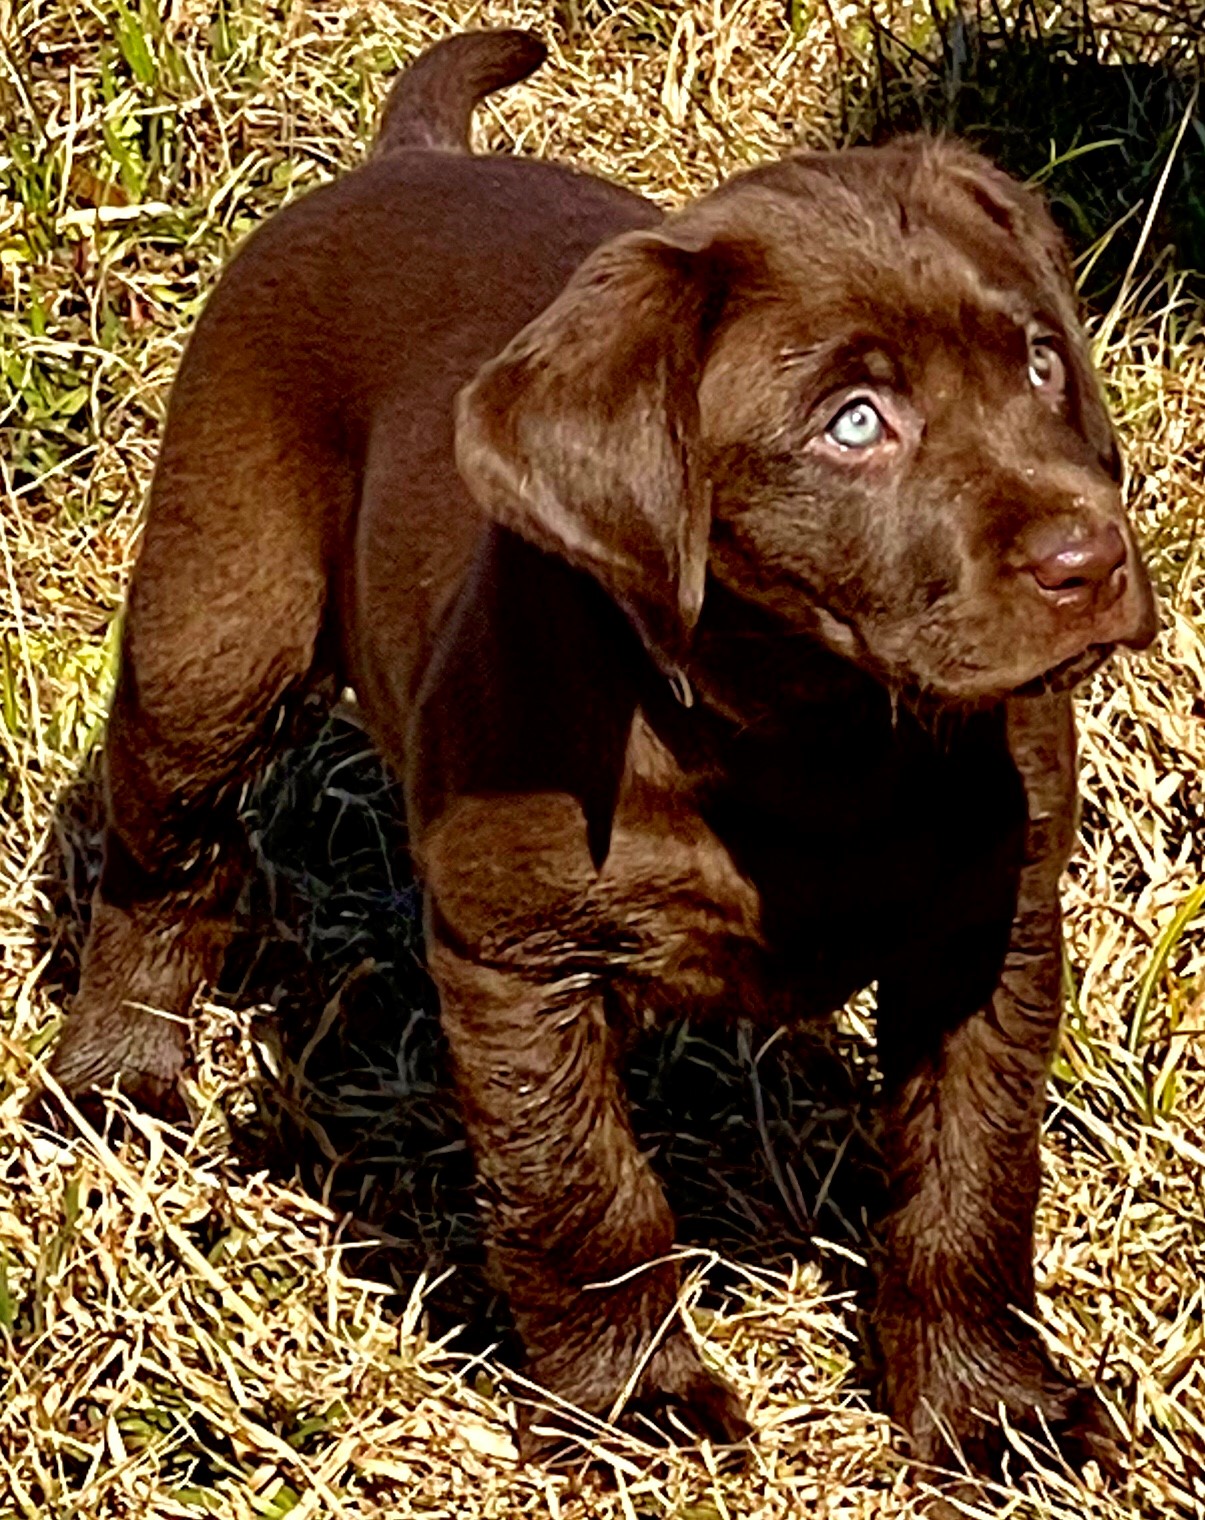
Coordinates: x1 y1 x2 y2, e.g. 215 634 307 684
48 29 1155 1476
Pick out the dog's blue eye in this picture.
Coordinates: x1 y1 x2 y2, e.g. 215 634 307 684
827 400 885 449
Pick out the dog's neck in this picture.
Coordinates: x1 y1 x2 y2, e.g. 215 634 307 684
638 581 1010 799
662 579 892 732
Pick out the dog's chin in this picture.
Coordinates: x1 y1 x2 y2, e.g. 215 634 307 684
1010 642 1114 697
894 642 1116 717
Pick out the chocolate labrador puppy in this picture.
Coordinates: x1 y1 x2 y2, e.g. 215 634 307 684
48 29 1155 1477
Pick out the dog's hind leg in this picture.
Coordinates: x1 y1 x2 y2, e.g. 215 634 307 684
48 394 341 1120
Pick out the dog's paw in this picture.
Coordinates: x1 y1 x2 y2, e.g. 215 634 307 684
915 1387 1124 1519
43 1009 192 1128
898 1345 1122 1484
517 1326 749 1463
1026 1381 1124 1480
26 1065 192 1140
632 1330 751 1446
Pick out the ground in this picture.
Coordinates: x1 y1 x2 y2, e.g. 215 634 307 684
1 2 1203 1517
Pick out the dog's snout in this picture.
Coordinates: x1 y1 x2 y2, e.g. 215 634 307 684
1024 520 1127 610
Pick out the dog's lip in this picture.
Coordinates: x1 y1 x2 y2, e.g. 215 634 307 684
1012 642 1113 696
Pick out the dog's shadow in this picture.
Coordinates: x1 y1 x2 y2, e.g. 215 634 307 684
35 709 887 1384
852 5 1203 312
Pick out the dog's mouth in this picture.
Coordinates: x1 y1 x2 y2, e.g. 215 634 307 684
1013 642 1113 697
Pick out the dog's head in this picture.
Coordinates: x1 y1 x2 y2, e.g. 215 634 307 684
455 139 1156 706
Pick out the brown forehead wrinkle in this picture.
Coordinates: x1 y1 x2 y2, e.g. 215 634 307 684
894 225 1048 334
719 135 1063 290
692 141 1061 349
765 227 1053 410
765 265 1032 401
779 218 1045 340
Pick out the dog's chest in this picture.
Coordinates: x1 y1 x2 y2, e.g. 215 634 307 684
604 704 1025 1021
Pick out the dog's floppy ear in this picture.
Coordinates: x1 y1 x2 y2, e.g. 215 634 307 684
455 226 722 671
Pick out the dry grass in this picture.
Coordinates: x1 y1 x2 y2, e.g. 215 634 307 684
1 1 1203 1516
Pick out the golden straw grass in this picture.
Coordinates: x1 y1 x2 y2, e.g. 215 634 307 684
1 2 1202 1516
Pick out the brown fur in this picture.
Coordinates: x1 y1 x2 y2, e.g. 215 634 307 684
47 29 1156 1477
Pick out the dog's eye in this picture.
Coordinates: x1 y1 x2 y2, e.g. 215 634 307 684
827 400 886 449
1028 340 1065 397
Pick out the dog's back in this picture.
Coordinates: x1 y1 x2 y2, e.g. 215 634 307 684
156 33 657 729
48 30 655 1110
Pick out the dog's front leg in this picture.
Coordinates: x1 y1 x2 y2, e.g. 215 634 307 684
873 694 1118 1479
429 921 748 1452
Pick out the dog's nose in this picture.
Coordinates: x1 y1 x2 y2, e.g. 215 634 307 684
1024 521 1127 612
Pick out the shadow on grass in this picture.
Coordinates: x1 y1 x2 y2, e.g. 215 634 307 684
34 713 887 1385
232 711 887 1371
848 1 1203 310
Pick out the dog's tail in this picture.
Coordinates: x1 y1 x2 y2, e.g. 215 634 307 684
374 29 547 155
